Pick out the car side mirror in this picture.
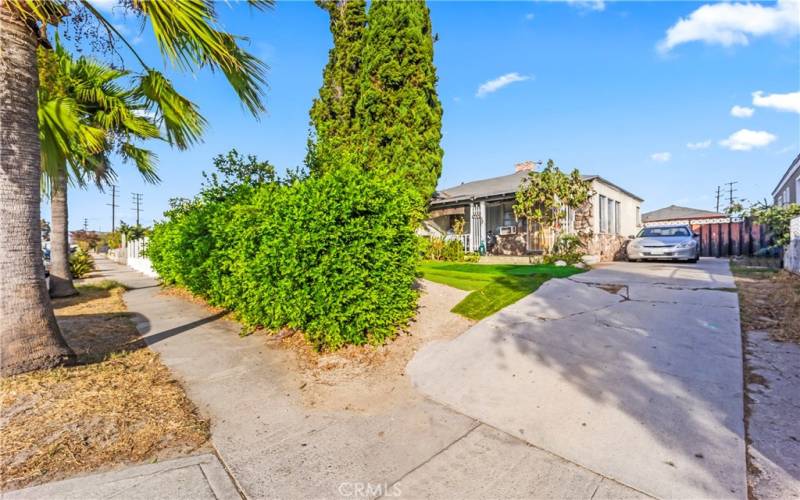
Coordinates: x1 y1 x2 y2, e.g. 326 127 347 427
693 232 700 238
628 235 635 239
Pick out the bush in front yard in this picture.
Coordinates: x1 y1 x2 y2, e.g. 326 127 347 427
148 161 420 350
68 251 95 278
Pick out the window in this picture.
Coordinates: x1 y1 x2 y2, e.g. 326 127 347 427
598 195 607 233
607 198 614 234
636 206 641 227
615 201 621 235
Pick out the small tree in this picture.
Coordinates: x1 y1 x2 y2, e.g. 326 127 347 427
513 159 591 254
749 202 800 247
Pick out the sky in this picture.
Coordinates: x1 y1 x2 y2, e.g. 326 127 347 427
53 0 800 231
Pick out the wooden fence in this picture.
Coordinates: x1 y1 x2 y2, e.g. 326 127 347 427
692 218 772 258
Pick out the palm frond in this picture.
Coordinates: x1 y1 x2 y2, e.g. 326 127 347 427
137 70 207 150
132 0 268 115
5 0 68 24
120 143 160 184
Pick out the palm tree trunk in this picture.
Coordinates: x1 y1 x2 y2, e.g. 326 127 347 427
49 169 78 298
0 6 75 376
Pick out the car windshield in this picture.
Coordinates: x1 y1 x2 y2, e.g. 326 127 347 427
637 227 691 238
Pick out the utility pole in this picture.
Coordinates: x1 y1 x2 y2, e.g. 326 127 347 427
715 186 721 213
107 185 119 232
724 181 738 208
83 218 88 232
132 193 143 226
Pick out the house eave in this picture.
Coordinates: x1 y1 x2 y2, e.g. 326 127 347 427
771 153 800 197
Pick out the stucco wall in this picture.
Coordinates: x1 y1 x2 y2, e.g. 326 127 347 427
785 216 800 275
590 180 642 238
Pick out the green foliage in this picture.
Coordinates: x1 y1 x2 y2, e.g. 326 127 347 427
749 203 800 247
514 159 591 253
310 0 443 207
544 233 585 264
69 251 95 278
104 231 122 249
308 0 367 171
420 236 465 262
148 155 420 350
118 221 149 242
419 262 585 320
357 0 443 203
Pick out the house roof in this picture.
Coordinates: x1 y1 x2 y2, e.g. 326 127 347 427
431 170 643 205
642 205 725 223
771 152 800 197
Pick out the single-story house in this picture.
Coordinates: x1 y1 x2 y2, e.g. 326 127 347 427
642 205 729 227
424 161 643 261
772 152 800 206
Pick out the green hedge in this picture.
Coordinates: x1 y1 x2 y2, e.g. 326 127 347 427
148 164 420 350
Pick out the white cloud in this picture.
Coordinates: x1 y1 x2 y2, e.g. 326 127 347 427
525 13 535 21
752 90 800 113
687 140 712 150
566 0 605 12
650 152 672 162
730 105 754 118
87 0 118 12
720 129 777 151
658 0 800 53
476 72 531 98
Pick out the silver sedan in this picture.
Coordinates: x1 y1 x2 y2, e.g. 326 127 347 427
627 224 700 263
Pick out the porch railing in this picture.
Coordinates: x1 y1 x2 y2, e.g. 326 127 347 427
445 233 471 253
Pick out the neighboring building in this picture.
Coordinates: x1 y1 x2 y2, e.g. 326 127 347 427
772 153 800 206
642 205 729 226
425 162 643 261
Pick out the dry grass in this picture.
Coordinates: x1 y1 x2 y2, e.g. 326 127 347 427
0 281 209 491
732 266 800 343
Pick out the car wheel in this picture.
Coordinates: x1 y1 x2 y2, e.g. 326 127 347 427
688 256 698 263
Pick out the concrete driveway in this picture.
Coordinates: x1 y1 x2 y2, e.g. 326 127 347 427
408 258 746 499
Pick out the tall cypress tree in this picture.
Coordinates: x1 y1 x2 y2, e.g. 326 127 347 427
309 0 367 172
356 0 443 203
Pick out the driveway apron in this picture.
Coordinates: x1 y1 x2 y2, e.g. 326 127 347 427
408 259 746 499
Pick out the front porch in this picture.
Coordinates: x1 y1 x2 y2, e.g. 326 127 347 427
427 198 563 256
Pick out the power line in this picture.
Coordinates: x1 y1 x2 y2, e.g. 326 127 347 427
107 185 119 232
132 193 143 226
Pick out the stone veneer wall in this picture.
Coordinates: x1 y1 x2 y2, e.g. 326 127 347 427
574 199 628 261
490 233 528 256
785 216 800 275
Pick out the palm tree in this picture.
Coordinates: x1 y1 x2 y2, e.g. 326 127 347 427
1 0 271 376
39 39 204 298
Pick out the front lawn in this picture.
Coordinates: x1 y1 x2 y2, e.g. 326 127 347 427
418 261 585 320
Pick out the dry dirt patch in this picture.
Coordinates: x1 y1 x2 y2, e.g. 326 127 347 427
0 281 209 491
732 267 800 344
276 280 474 414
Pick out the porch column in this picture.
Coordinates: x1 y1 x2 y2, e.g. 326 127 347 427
479 201 487 251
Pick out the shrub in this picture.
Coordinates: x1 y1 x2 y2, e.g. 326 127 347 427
149 162 420 350
420 236 466 262
69 251 95 278
544 233 585 265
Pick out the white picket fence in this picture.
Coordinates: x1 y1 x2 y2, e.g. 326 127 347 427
109 236 158 278
785 215 800 275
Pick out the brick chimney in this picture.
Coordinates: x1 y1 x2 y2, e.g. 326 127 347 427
515 160 536 173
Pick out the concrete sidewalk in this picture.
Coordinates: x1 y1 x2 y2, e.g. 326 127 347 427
47 256 643 499
408 259 746 499
3 454 239 500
